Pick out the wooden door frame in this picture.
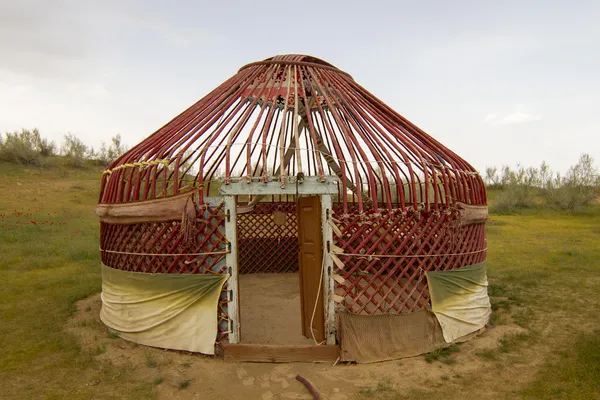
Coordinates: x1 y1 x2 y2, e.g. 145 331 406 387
219 177 337 345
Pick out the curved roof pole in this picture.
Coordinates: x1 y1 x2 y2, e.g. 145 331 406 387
297 97 372 208
278 66 293 189
293 65 303 178
245 95 372 209
244 107 308 209
309 116 373 208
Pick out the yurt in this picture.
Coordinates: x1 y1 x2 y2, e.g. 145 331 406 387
96 54 490 363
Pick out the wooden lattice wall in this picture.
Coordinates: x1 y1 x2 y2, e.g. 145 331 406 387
99 198 487 343
99 202 231 342
331 206 486 315
238 202 299 274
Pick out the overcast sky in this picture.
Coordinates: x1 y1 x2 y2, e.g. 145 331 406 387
1 0 598 173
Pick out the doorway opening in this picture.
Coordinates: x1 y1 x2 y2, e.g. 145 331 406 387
236 196 324 345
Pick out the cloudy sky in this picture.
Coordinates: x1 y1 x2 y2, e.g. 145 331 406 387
1 0 598 173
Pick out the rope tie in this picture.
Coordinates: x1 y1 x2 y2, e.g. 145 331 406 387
103 159 170 175
99 247 230 257
333 247 487 259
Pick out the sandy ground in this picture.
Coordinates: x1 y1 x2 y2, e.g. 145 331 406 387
66 292 534 400
239 273 314 345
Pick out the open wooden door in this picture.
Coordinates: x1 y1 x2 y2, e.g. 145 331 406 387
297 196 325 342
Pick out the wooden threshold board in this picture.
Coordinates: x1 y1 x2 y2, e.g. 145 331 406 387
222 343 340 363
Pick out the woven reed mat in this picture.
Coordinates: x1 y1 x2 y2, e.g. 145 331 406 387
339 309 444 363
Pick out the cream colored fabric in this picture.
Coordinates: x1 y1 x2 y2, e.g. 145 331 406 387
426 262 491 343
100 264 228 355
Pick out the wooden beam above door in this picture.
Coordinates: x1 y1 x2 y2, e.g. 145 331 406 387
218 176 338 195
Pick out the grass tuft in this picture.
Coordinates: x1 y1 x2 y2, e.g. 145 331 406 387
144 352 157 368
153 377 164 385
108 330 120 339
476 348 499 361
498 332 531 353
477 332 532 361
359 377 396 398
178 379 192 390
91 344 107 356
424 344 460 364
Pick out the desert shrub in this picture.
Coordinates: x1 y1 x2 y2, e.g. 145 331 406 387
61 133 90 167
487 154 599 212
543 154 600 210
0 128 56 165
0 128 130 170
484 167 501 188
489 164 541 211
0 130 39 164
36 133 57 157
493 185 537 211
95 134 128 166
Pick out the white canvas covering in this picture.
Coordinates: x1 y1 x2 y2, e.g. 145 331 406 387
426 262 491 343
100 264 228 355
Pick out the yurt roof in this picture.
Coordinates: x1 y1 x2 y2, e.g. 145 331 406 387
100 54 485 212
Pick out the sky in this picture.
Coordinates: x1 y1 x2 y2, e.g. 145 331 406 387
1 0 598 174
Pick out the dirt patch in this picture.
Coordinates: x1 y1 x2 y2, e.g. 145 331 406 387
239 273 314 345
66 294 538 400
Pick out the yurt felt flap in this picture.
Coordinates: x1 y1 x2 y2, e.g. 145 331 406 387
456 202 489 226
425 262 491 343
338 310 445 363
100 264 228 355
95 191 197 225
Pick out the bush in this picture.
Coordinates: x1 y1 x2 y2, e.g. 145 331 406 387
486 154 599 212
492 184 538 212
0 128 56 165
95 134 127 166
0 128 129 170
488 164 541 211
544 154 600 210
61 133 90 167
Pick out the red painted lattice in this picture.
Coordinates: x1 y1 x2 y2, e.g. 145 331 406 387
331 208 486 315
100 202 231 341
238 202 299 274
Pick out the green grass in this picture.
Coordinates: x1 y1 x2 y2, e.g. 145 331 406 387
0 162 153 399
91 344 107 356
152 377 164 386
424 344 460 364
359 377 395 399
178 379 192 390
476 331 533 361
523 331 600 399
486 206 600 397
